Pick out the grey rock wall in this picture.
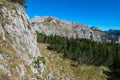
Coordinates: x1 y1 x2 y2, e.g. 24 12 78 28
32 16 120 43
32 16 95 40
0 1 44 79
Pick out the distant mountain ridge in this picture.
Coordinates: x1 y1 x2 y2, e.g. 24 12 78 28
31 16 94 39
105 29 120 36
31 16 120 43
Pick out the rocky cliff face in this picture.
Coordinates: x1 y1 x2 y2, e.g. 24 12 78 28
32 16 120 43
32 16 95 40
0 1 44 80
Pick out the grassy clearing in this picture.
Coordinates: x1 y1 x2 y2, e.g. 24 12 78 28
38 43 109 80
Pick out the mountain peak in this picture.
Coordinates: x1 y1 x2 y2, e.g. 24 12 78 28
91 26 101 31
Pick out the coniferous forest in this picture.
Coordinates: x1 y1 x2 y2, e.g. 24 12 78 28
37 32 120 80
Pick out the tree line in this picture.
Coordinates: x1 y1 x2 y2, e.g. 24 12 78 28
37 32 120 79
37 32 120 66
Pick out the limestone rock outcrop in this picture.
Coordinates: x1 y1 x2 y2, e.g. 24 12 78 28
0 1 44 79
32 16 120 43
32 16 95 40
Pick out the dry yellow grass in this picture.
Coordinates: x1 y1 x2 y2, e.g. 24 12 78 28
0 0 15 9
0 34 109 80
38 43 109 80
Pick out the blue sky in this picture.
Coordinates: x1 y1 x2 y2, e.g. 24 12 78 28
25 0 120 30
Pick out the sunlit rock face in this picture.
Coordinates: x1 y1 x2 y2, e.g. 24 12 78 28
31 16 95 40
0 1 44 79
32 16 120 43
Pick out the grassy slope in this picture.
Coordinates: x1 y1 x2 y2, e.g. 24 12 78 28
38 43 109 80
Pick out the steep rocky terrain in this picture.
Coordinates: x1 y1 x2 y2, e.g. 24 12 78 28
31 16 95 40
0 1 44 79
32 16 120 43
0 0 119 80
